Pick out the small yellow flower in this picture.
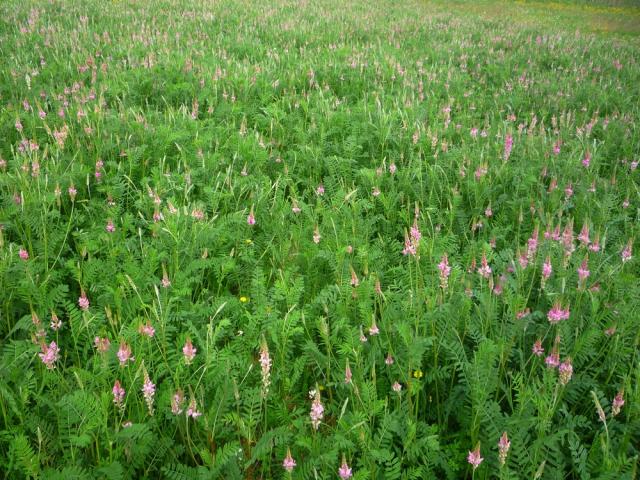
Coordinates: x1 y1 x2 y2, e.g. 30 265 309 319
245 239 252 244
240 296 249 303
318 384 325 391
413 369 423 379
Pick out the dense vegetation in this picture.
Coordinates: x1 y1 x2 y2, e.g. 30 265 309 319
0 0 639 478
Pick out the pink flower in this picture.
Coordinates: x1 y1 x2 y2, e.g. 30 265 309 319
477 253 492 278
19 248 29 261
283 448 296 472
338 458 353 479
68 185 77 200
344 361 352 384
612 390 624 417
50 312 62 331
117 342 134 366
259 339 271 395
171 389 184 414
313 225 321 244
316 184 325 196
186 397 202 418
310 391 324 430
438 254 451 290
402 232 417 256
138 322 155 338
94 336 110 353
498 432 511 466
112 380 125 406
350 267 359 287
247 212 256 225
503 133 513 161
78 292 90 311
142 369 156 415
577 258 590 282
467 444 483 470
183 338 197 365
389 163 397 174
577 223 590 245
392 382 402 393
369 321 379 336
542 256 552 280
385 354 394 365
582 150 591 168
547 303 570 324
532 340 544 356
621 239 633 263
38 341 60 369
558 358 573 385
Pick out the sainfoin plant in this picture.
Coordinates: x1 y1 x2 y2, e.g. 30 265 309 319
0 0 639 479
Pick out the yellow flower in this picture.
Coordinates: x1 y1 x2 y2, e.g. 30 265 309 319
413 369 423 379
240 296 249 303
245 239 252 244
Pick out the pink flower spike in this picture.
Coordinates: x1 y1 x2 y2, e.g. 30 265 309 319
39 341 60 369
19 248 29 260
283 448 296 472
78 292 90 311
338 457 353 479
467 443 484 470
183 338 196 365
112 380 125 407
498 432 511 466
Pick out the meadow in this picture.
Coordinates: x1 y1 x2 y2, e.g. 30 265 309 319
0 0 639 478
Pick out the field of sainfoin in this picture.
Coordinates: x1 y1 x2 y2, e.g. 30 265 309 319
0 0 639 478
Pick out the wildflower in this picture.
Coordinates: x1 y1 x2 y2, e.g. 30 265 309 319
161 268 171 288
239 296 249 303
78 292 90 311
50 312 62 331
338 456 353 479
578 222 590 245
542 256 552 281
310 390 324 430
498 432 510 466
19 248 29 260
112 380 125 407
547 303 570 324
186 397 202 418
621 239 633 263
558 358 573 385
138 321 155 338
589 235 601 252
389 163 397 174
402 232 417 256
527 227 539 260
612 390 624 417
313 225 321 244
283 448 296 473
532 340 544 356
183 338 197 365
316 184 325 196
413 369 423 379
545 338 560 368
582 150 591 168
247 206 256 225
467 443 484 470
344 360 352 384
106 220 115 233
577 258 590 283
516 308 530 319
503 133 513 161
117 342 134 366
171 389 184 414
141 368 155 415
68 185 77 201
438 254 451 290
94 336 110 353
477 253 492 279
350 267 359 287
259 338 272 396
292 199 301 214
369 319 379 336
410 218 421 244
385 353 394 365
553 139 561 155
392 382 402 393
359 325 367 343
39 341 60 369
374 279 383 296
